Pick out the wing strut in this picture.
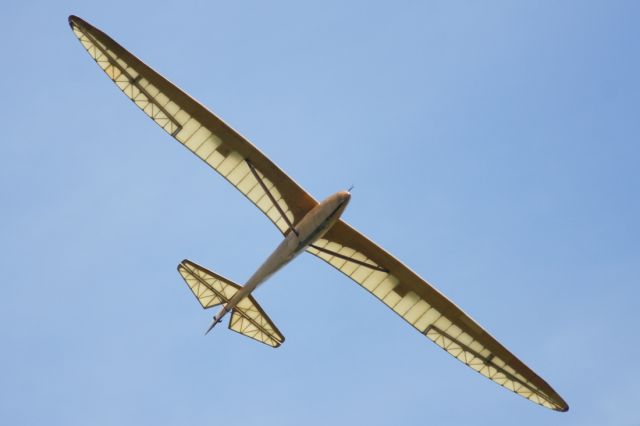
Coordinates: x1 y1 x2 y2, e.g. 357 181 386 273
309 244 389 272
246 159 298 236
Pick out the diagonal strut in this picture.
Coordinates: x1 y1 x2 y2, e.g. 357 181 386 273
246 159 298 236
309 244 389 272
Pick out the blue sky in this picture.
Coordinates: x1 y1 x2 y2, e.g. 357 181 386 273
1 1 639 424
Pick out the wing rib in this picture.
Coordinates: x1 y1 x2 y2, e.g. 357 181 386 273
79 26 182 136
424 325 558 408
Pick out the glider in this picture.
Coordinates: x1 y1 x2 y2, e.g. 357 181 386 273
68 15 568 412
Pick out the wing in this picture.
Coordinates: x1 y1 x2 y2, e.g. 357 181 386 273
68 16 316 234
307 220 568 412
229 295 285 348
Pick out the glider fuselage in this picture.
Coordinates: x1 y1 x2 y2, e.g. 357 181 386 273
212 190 351 324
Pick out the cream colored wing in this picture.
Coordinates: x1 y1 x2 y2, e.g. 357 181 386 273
69 16 316 234
229 295 285 348
307 220 568 412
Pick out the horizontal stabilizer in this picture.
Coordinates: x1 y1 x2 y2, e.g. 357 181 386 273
229 296 285 348
178 260 241 309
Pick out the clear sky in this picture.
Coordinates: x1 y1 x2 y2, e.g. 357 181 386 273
1 1 639 425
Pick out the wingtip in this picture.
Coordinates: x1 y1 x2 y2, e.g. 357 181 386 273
68 15 79 28
177 259 195 272
553 393 569 412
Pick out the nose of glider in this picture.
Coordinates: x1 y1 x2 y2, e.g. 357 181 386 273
339 190 351 204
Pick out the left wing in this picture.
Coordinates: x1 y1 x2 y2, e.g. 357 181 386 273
69 16 316 235
307 220 568 411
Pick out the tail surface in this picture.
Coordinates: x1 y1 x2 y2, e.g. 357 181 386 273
177 259 285 347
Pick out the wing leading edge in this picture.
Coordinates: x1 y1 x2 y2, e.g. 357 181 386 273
68 15 316 235
307 220 568 412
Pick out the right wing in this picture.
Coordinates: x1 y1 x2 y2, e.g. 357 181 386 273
69 16 317 235
307 220 568 412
